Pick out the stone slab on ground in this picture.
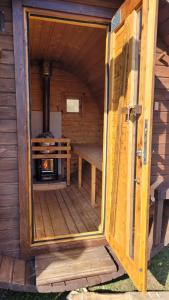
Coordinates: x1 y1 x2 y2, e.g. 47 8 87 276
69 292 169 300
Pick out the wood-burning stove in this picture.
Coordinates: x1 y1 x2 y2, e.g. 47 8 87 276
35 61 58 182
36 158 58 181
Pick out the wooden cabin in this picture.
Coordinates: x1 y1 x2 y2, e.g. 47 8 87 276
0 0 168 293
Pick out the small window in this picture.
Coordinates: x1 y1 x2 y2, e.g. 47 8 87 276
66 98 80 113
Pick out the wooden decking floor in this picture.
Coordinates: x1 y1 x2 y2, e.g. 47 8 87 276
33 182 101 241
0 255 36 292
35 246 117 289
0 249 123 293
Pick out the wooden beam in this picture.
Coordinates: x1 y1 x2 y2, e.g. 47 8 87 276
29 15 107 29
120 0 142 21
33 181 66 191
12 0 31 257
22 0 115 20
32 138 71 143
112 0 142 31
32 154 71 159
62 0 123 9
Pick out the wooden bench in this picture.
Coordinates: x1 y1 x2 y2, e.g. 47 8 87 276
73 144 102 207
153 182 169 246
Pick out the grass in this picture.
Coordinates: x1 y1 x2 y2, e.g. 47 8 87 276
90 245 169 293
0 246 168 299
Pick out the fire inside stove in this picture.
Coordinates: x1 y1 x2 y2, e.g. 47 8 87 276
41 159 54 172
36 158 58 181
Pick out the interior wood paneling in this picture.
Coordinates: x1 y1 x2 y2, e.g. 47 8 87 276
31 65 103 174
29 18 107 109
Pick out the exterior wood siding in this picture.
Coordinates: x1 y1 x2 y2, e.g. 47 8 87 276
151 37 169 185
0 0 19 257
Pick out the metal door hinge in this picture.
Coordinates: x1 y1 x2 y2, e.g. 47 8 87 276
122 105 142 122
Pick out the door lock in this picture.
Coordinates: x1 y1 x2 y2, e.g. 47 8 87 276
134 177 140 184
136 149 142 158
122 105 142 122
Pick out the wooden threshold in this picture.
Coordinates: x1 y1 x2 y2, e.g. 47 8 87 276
33 181 66 191
35 247 118 291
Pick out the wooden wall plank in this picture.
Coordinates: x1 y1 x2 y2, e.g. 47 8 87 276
0 183 18 195
0 64 15 79
151 38 169 185
0 170 18 183
0 0 19 258
0 78 15 93
0 36 13 50
0 108 16 120
0 133 17 145
12 0 31 257
0 50 14 65
0 194 19 207
0 145 17 158
0 93 16 106
0 120 16 132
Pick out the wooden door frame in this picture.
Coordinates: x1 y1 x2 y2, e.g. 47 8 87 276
12 0 113 257
12 0 148 258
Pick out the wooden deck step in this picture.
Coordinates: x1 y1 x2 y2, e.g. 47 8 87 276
0 255 36 292
0 249 124 293
35 246 118 291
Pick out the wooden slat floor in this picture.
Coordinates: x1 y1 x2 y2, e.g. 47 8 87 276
33 180 102 241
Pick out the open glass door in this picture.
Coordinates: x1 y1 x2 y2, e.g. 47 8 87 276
106 0 159 292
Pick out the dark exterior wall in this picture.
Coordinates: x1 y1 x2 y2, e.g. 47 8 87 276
151 37 169 186
0 0 19 257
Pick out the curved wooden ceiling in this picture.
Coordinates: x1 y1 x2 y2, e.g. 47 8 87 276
29 17 107 107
